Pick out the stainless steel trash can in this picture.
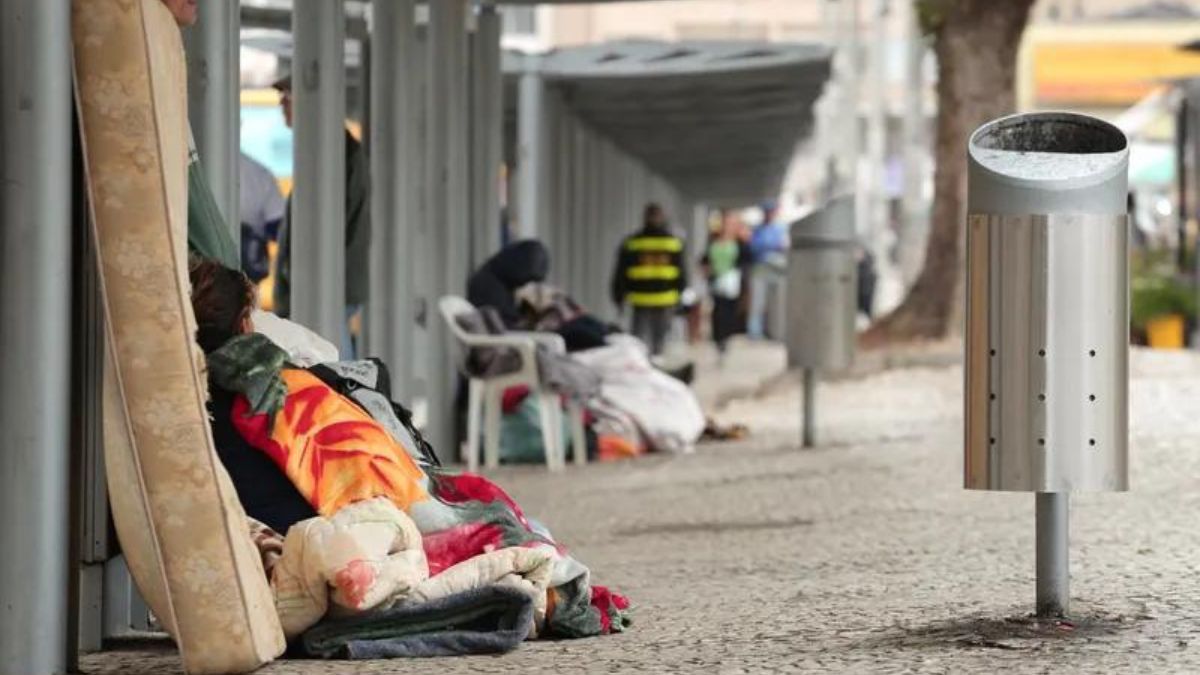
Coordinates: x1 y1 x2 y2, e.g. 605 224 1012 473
786 195 857 372
964 112 1129 493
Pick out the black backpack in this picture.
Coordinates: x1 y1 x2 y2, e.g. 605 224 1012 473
305 359 441 468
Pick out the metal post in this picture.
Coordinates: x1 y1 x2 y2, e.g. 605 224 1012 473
292 0 346 345
368 0 417 395
517 68 545 240
0 0 72 672
570 120 588 296
898 0 927 286
1036 492 1069 617
864 0 888 310
425 0 470 459
184 0 240 239
397 0 420 397
471 2 502 267
802 368 817 448
1176 100 1188 274
412 15 430 378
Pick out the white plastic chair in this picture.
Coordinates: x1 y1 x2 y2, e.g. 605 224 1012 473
439 296 587 472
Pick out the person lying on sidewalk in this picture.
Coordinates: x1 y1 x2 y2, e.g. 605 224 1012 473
189 258 630 640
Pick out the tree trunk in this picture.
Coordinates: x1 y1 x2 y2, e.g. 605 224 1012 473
863 0 1035 346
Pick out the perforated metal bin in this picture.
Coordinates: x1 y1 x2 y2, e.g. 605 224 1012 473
786 195 857 372
964 112 1130 492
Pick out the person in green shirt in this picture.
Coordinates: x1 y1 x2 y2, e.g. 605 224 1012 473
700 210 750 361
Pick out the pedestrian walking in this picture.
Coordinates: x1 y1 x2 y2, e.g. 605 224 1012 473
610 203 688 356
702 210 750 363
747 199 789 339
239 152 286 283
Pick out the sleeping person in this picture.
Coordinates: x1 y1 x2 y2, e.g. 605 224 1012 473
189 258 629 638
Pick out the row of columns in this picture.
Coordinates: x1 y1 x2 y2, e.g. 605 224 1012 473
513 69 693 322
287 0 503 457
0 4 702 669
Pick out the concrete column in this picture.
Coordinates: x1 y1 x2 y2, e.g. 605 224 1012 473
368 0 418 397
470 2 503 267
291 0 346 344
184 0 240 242
0 0 72 672
517 69 546 240
425 0 470 459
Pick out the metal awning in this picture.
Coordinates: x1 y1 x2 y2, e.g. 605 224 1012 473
506 40 832 204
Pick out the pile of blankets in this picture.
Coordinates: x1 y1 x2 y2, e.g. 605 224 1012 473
210 334 630 658
249 498 562 658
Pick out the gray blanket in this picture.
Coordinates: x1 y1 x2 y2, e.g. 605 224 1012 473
300 585 535 659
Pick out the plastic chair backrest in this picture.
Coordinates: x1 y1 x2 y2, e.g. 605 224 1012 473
438 296 479 372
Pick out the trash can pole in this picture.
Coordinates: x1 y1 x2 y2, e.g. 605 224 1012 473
802 368 817 448
1036 492 1069 617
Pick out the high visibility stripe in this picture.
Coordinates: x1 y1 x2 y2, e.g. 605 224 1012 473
626 265 680 281
626 290 680 307
625 237 683 253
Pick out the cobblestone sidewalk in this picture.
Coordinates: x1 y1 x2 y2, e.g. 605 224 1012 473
84 347 1200 674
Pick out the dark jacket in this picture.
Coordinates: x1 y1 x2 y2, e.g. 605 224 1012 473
610 224 688 309
207 385 316 534
467 240 550 328
273 130 371 317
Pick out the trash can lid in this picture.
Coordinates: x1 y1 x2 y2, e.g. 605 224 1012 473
790 194 856 247
969 112 1127 190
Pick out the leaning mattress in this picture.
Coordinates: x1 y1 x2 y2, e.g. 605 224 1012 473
73 0 285 672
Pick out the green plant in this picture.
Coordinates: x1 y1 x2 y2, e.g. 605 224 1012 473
1131 274 1197 331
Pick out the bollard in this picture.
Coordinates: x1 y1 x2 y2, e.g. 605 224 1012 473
786 196 857 447
964 112 1129 617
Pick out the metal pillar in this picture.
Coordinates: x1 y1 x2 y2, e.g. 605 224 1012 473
1036 492 1069 616
898 1 928 286
368 0 418 397
470 2 503 267
184 0 240 239
0 0 72 672
570 121 589 297
802 369 817 448
864 0 888 300
412 19 431 377
425 0 470 460
517 69 546 240
292 0 347 344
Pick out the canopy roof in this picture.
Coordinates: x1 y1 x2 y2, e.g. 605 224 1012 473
506 40 832 204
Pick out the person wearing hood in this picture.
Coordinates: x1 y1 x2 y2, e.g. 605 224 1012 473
610 203 688 356
467 239 551 328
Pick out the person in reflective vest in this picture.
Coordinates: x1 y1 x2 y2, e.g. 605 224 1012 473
610 203 688 356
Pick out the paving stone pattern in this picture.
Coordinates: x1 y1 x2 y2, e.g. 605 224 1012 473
83 348 1200 674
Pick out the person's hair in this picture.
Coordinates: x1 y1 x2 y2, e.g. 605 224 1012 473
189 257 255 354
643 203 664 227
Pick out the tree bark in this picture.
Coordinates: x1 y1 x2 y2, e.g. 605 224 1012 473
863 0 1035 346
